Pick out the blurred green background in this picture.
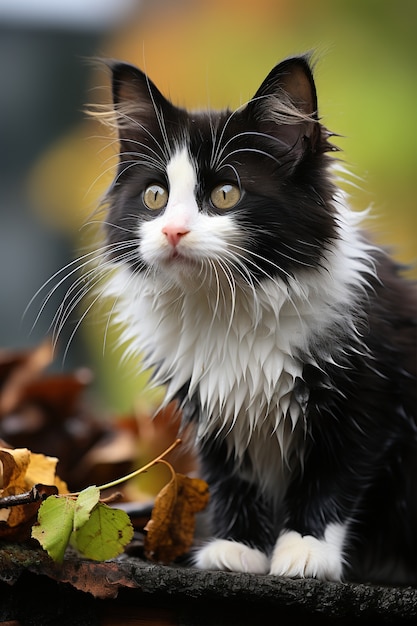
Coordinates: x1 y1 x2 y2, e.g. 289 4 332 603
1 0 415 413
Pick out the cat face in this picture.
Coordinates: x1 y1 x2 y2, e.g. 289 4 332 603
105 56 338 291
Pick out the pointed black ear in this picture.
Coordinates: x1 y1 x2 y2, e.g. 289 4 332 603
253 55 318 118
108 61 175 138
247 55 321 155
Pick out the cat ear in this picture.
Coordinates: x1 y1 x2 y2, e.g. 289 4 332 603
247 55 321 154
254 55 317 117
109 61 175 138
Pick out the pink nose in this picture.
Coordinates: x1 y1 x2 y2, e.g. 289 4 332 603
162 224 190 247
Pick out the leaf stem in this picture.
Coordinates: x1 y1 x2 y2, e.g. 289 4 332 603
72 438 182 495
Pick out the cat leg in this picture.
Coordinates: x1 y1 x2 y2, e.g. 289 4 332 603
268 402 371 580
270 523 346 580
195 539 270 574
195 438 275 574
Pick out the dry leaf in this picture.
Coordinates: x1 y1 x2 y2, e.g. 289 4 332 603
0 446 67 540
144 473 209 563
0 341 53 414
0 345 197 496
0 345 144 492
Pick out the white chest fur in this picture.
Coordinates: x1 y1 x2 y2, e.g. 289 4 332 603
103 150 373 493
105 266 334 492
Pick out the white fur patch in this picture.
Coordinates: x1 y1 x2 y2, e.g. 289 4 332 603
104 146 374 497
162 147 199 226
269 523 347 580
139 147 240 283
194 539 270 574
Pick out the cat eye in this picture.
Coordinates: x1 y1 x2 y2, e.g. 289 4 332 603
143 184 169 210
210 183 241 210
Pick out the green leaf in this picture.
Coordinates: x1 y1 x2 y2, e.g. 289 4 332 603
31 496 76 563
72 502 134 561
73 485 100 531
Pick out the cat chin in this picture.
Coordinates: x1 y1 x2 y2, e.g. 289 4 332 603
157 261 217 295
154 254 202 284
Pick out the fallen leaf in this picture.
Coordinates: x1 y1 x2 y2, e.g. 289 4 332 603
0 346 139 492
144 473 209 563
73 485 100 531
0 342 53 414
0 446 67 540
0 344 197 498
25 451 68 494
0 447 30 493
32 495 76 563
71 502 134 561
32 485 134 563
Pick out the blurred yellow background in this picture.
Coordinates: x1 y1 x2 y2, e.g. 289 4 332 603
1 0 416 412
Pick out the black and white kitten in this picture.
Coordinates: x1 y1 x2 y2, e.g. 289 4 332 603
100 55 416 584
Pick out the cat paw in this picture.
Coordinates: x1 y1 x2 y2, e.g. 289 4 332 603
194 539 270 574
270 525 345 580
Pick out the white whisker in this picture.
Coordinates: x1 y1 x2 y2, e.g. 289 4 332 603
214 257 237 335
209 101 252 169
218 146 282 168
214 130 290 169
25 247 107 332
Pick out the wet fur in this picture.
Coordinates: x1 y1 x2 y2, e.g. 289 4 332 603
90 55 416 583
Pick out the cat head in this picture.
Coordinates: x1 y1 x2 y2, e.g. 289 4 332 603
103 55 339 290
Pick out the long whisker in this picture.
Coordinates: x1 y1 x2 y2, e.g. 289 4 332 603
214 130 290 168
58 246 141 361
119 138 168 166
116 111 169 163
29 235 140 356
226 241 293 283
83 219 138 234
218 147 283 168
220 253 261 320
61 276 108 363
214 257 238 335
216 162 242 190
223 242 311 326
210 101 251 169
204 259 221 332
24 247 109 331
142 75 172 160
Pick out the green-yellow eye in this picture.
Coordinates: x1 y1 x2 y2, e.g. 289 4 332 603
143 184 168 210
210 183 241 210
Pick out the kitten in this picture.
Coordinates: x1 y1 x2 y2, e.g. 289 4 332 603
98 55 416 584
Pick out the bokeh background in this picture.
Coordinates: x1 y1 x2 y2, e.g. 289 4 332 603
1 0 416 413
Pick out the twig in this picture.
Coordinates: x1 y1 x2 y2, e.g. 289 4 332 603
0 484 58 508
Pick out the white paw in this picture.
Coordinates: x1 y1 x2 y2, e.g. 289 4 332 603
194 539 270 574
270 524 346 580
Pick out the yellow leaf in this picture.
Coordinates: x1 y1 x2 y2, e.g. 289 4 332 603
26 452 68 493
0 446 67 539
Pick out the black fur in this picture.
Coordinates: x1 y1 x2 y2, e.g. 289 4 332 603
104 55 417 584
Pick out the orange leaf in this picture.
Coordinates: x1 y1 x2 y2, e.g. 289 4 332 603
144 473 209 563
